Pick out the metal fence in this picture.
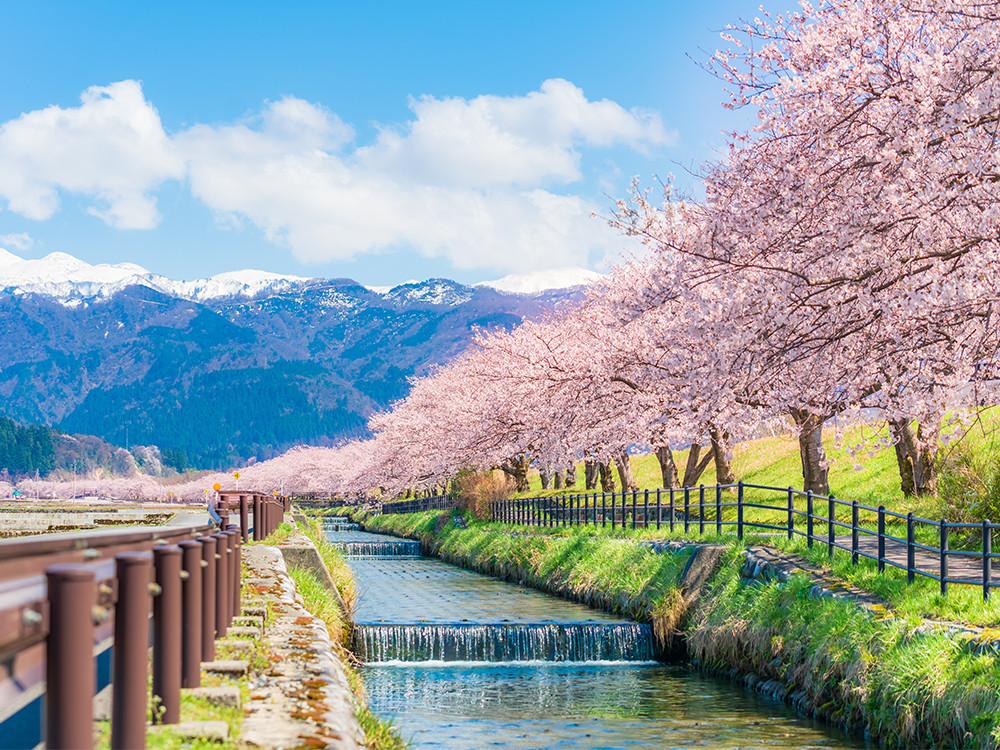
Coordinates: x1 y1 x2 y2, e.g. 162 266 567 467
379 494 455 515
491 483 1000 600
0 491 290 749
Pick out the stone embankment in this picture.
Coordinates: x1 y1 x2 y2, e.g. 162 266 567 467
240 544 364 748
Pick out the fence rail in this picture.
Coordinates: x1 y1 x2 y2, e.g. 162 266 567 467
491 483 1000 600
0 491 291 749
379 494 455 515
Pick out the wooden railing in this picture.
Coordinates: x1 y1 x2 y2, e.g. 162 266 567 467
0 492 289 749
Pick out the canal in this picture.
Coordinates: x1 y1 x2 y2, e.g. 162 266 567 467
325 519 865 749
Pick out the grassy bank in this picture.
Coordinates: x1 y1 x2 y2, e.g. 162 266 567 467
347 508 1000 748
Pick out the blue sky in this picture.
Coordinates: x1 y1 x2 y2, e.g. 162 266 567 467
0 1 764 286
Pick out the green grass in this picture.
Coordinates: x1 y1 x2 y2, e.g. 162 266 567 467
689 563 1000 748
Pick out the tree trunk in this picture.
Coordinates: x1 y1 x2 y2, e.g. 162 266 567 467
790 409 830 496
709 425 736 484
599 461 616 492
682 443 713 487
584 460 599 490
539 467 550 490
613 448 637 492
554 471 564 490
654 445 679 489
564 461 577 488
890 418 938 496
500 455 531 492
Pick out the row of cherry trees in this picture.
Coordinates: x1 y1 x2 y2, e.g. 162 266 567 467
8 0 1000 504
342 0 1000 499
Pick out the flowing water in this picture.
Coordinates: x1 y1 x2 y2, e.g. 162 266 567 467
325 521 866 749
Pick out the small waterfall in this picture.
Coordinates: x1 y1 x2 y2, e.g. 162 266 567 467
323 516 361 532
353 623 655 663
334 540 422 557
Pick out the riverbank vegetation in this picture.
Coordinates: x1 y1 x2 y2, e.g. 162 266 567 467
338 507 1000 748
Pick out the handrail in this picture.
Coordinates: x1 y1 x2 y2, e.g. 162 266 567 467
490 482 999 601
0 491 291 749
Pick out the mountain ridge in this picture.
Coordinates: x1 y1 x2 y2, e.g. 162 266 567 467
0 253 594 468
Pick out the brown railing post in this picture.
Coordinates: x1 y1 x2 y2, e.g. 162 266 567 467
239 495 249 543
45 564 96 750
153 545 182 724
213 533 228 637
179 540 203 688
111 551 152 750
227 526 241 621
198 536 217 660
253 495 262 541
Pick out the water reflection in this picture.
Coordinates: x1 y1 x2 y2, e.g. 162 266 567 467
363 662 866 749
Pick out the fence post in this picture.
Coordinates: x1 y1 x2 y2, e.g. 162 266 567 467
984 520 992 601
253 495 262 540
213 533 229 637
644 489 649 528
179 540 203 689
632 490 637 530
787 488 794 540
828 496 836 558
715 485 722 535
698 485 705 534
45 564 96 750
851 501 859 566
239 495 249 543
806 491 814 548
656 488 662 530
940 519 949 596
112 551 153 750
669 487 675 532
878 506 886 572
229 525 242 621
737 482 744 540
611 491 616 531
198 536 217 661
684 487 690 533
907 513 916 584
153 545 182 724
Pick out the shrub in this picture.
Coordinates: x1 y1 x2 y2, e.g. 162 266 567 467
937 442 1000 523
453 470 513 520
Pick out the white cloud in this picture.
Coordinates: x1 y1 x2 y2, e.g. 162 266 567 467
178 80 667 272
0 232 33 251
0 79 671 273
0 81 183 229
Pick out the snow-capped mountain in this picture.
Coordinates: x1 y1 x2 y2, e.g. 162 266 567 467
475 266 604 295
0 249 601 306
0 248 310 304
